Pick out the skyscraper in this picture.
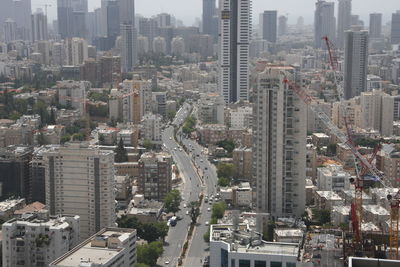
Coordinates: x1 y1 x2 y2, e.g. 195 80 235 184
369 13 382 39
219 0 252 103
253 66 306 218
337 0 352 48
31 9 48 42
44 143 116 240
202 0 218 39
278 15 288 36
120 0 137 72
314 1 336 49
1 0 32 41
57 0 74 39
344 28 369 99
391 11 400 44
262 10 277 43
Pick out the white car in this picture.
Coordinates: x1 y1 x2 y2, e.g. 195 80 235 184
169 137 172 140
183 204 187 208
165 260 170 264
186 210 189 215
207 208 211 212
205 221 209 226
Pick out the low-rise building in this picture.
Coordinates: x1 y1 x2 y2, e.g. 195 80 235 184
197 124 227 145
315 191 344 210
115 175 131 201
331 206 351 227
232 147 252 182
127 195 163 223
49 227 137 267
114 162 140 178
0 198 25 221
210 224 311 267
2 213 80 267
317 164 351 192
362 205 390 225
274 229 304 243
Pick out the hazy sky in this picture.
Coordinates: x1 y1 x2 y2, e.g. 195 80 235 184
33 0 398 25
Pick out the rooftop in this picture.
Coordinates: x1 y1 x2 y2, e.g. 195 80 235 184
50 228 136 266
211 224 299 257
0 198 25 212
316 191 343 201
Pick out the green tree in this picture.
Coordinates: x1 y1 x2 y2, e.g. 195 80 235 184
189 201 200 225
167 110 176 121
203 227 210 242
263 221 276 241
60 134 71 144
164 189 182 215
137 241 163 267
216 139 235 154
217 163 236 180
49 108 56 125
143 139 153 150
212 202 227 220
312 209 331 225
114 138 128 162
136 263 150 267
72 133 85 141
218 177 230 187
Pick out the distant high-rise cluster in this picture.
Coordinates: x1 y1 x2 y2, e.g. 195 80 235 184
314 0 336 49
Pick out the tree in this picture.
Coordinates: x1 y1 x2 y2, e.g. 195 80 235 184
143 139 153 150
312 209 331 225
98 134 105 145
189 201 200 225
217 163 236 180
167 110 176 121
203 227 210 242
164 189 182 215
263 221 276 241
49 108 56 125
114 138 128 162
218 177 230 187
212 202 227 220
116 216 168 243
60 134 71 144
216 139 235 154
137 241 163 267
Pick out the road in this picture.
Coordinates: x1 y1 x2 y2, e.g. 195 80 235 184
158 103 218 267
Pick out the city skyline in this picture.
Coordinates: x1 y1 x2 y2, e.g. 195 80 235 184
32 0 398 25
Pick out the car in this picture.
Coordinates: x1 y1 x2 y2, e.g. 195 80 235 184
165 260 170 264
200 159 203 162
205 221 209 226
204 167 208 170
186 210 189 215
207 207 211 212
183 204 187 208
169 137 172 140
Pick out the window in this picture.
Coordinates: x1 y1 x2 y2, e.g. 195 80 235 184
239 260 250 267
221 249 228 267
271 262 282 267
286 263 296 267
255 261 266 267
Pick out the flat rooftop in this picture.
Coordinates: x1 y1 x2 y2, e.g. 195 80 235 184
51 228 135 266
349 257 400 267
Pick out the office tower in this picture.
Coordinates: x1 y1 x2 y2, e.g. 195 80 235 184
57 0 74 39
71 0 88 12
65 37 88 66
106 0 120 39
314 1 336 49
3 19 17 43
202 0 218 39
44 143 116 240
0 0 31 41
278 15 288 36
369 13 382 39
152 36 167 54
219 0 252 103
262 11 277 43
2 214 80 267
49 228 137 267
138 152 172 201
120 24 137 72
391 11 400 44
344 28 369 99
253 66 306 218
31 9 48 42
351 14 364 27
337 0 352 48
120 0 137 72
156 13 172 28
72 11 87 38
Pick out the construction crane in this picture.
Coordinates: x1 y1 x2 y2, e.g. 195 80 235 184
283 78 400 258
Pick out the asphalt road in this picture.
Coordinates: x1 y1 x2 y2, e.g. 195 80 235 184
157 103 218 267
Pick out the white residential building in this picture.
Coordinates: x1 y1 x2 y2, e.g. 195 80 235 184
44 143 116 240
253 66 306 218
219 0 251 103
317 164 351 192
141 114 162 143
55 80 89 116
2 213 80 267
197 93 225 124
152 36 167 54
360 90 394 136
65 37 88 66
229 106 253 129
49 228 137 267
171 36 185 56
